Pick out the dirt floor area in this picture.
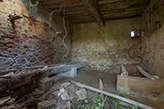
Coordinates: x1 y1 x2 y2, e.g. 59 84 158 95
0 69 160 109
0 69 138 109
73 70 117 93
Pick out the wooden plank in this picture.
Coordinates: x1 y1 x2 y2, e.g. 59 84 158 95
82 0 105 26
99 0 149 11
42 0 80 5
121 64 128 76
100 5 147 14
0 63 83 93
0 96 11 106
50 6 86 12
0 63 83 76
64 14 94 19
99 79 105 101
70 80 154 109
68 18 96 21
46 2 83 9
103 11 143 20
137 66 155 80
98 0 125 4
0 64 59 76
69 20 96 24
57 10 90 15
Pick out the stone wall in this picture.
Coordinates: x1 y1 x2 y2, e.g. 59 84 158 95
71 18 142 71
0 0 71 70
141 0 164 77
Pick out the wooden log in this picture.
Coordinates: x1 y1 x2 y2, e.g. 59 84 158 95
69 80 154 109
0 70 43 93
0 63 83 93
0 63 83 76
136 66 155 80
121 64 128 76
0 64 58 76
0 96 11 106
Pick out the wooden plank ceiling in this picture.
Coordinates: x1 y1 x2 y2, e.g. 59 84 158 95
41 0 150 25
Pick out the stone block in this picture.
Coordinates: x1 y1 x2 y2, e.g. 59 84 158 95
112 65 121 74
39 78 54 93
37 99 56 109
117 75 164 101
55 102 67 109
58 67 77 78
0 58 14 66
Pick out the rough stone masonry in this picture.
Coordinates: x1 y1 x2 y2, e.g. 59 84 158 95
0 0 71 70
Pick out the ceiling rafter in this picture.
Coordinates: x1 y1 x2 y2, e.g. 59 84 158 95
82 0 105 26
40 0 150 24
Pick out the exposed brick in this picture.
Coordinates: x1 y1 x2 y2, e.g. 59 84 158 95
13 35 18 39
5 38 15 42
14 39 22 43
32 35 37 38
0 31 6 34
48 47 54 49
0 39 6 44
24 46 28 49
24 29 28 33
23 36 28 39
6 42 15 48
130 88 137 92
50 57 56 60
0 46 8 50
21 33 27 37
1 36 7 38
160 44 164 49
0 44 5 47
29 36 33 39
7 35 14 39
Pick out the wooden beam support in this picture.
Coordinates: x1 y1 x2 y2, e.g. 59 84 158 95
82 0 105 26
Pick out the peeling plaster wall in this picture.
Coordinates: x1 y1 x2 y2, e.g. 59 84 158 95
71 18 142 71
141 0 164 77
0 0 71 70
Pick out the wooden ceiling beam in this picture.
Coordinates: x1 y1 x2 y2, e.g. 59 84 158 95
64 15 94 20
50 6 86 12
103 10 143 20
57 9 89 15
69 20 97 24
98 0 125 4
101 6 146 15
45 2 83 9
82 0 105 26
42 0 80 4
99 0 150 11
68 19 96 23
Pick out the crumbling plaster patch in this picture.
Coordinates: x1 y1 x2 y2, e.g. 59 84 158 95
72 18 142 71
141 0 164 77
